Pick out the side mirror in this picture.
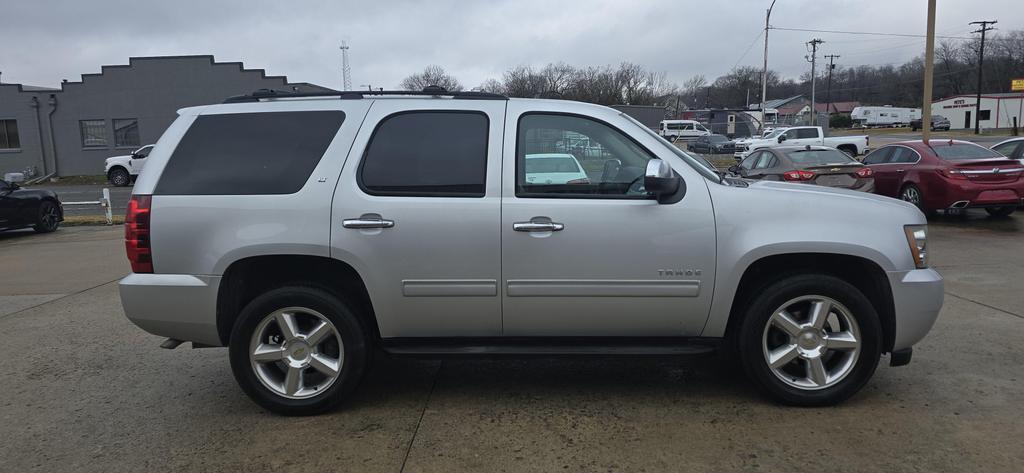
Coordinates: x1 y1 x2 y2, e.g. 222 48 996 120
777 135 787 143
644 159 685 204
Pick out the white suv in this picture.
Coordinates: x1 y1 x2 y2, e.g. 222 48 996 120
119 88 943 415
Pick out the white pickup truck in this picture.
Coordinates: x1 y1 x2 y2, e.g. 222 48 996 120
734 126 869 159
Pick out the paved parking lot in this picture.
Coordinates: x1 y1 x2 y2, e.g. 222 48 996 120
1 215 1023 472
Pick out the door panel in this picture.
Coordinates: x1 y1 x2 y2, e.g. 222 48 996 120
331 100 506 338
500 103 717 336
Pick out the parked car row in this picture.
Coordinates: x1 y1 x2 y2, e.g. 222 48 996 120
719 138 1024 217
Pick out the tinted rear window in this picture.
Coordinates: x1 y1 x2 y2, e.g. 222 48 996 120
156 111 344 195
784 149 856 165
359 111 488 197
932 143 1003 161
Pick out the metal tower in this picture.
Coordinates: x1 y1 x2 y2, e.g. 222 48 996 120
339 41 352 91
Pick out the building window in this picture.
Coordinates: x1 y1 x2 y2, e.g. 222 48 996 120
979 110 991 121
80 120 108 148
0 119 20 149
113 119 141 148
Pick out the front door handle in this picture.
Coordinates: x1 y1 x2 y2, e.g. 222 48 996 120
343 214 395 229
896 169 906 173
513 221 564 232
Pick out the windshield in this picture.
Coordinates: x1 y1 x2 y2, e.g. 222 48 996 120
784 149 857 166
709 135 729 143
525 156 581 173
764 128 787 139
931 143 1004 161
621 113 722 182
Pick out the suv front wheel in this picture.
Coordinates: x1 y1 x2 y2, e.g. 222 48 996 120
737 274 882 406
229 286 369 415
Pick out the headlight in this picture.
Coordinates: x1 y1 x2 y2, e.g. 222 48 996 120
904 225 928 269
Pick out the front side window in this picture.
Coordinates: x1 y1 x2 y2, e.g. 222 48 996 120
360 111 488 197
739 152 761 170
80 120 107 148
113 119 141 148
517 113 655 197
156 111 345 195
754 152 777 169
0 119 19 149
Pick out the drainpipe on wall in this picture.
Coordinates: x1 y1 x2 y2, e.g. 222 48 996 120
46 94 60 177
29 96 49 176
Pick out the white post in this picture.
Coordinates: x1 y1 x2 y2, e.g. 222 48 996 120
102 188 113 225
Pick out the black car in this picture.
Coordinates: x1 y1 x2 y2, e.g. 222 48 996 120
689 134 736 154
0 179 63 233
910 116 950 131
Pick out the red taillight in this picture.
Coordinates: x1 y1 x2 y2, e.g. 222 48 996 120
566 177 591 185
125 194 153 273
937 168 967 180
783 170 816 181
855 167 874 178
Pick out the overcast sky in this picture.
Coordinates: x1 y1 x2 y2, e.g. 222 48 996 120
1 0 1020 92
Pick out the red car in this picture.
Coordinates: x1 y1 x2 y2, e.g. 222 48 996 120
862 140 1024 217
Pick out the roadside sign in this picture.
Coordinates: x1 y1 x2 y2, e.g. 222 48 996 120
1012 78 1024 91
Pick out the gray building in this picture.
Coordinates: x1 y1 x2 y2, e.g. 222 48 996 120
0 55 332 178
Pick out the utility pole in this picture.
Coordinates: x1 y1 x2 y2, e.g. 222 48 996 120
806 39 824 126
759 0 778 134
969 20 996 134
922 0 936 143
339 41 353 91
824 54 840 116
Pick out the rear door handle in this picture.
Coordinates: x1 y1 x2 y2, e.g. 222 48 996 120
896 169 906 173
513 221 564 232
343 214 395 229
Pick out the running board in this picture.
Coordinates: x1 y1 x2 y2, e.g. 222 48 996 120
380 337 720 357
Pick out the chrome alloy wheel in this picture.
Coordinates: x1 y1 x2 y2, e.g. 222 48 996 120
901 186 921 205
762 295 861 390
248 307 344 399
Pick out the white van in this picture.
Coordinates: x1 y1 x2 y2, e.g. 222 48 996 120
660 120 711 141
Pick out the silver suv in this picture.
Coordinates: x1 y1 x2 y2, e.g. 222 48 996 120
120 88 943 415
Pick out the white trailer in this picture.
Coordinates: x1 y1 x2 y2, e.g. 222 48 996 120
850 106 921 128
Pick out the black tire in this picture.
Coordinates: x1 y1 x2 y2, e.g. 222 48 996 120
229 286 369 416
736 274 882 406
108 167 131 187
899 184 932 215
33 200 61 233
985 207 1015 217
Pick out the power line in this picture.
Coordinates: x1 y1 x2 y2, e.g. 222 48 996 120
771 26 972 40
732 30 765 70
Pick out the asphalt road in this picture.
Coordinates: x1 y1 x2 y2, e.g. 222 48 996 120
1 215 1023 472
25 183 134 218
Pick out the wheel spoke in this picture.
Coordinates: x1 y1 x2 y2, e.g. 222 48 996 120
807 357 828 386
767 344 800 368
825 331 859 351
309 353 340 377
283 366 303 396
275 312 299 340
808 300 831 330
252 343 285 362
305 321 334 347
771 310 802 337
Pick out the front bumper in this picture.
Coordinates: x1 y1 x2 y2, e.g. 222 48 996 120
119 273 223 346
887 268 944 351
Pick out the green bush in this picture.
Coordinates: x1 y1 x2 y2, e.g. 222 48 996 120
830 113 853 129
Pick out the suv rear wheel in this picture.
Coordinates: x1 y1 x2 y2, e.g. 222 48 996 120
229 286 369 415
737 274 881 406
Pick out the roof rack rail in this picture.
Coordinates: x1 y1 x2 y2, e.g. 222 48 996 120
223 87 508 103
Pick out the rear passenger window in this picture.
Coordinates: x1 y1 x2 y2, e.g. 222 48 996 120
156 111 344 195
796 128 818 139
359 111 488 197
891 147 919 163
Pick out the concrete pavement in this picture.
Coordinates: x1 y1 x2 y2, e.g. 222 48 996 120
0 218 1022 472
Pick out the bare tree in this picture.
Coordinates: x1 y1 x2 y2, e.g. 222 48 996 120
400 65 463 91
